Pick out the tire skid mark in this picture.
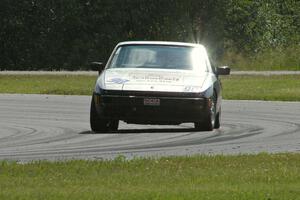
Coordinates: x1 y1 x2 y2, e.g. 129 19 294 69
0 126 81 149
1 95 300 161
0 123 38 144
226 114 300 137
0 123 262 157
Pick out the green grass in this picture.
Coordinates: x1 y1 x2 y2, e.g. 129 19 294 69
221 75 300 101
0 75 96 95
0 74 300 101
0 153 300 200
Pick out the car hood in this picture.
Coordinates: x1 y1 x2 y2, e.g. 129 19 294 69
101 68 209 93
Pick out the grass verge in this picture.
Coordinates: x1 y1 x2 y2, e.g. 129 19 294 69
0 75 96 95
0 74 300 101
221 75 300 101
0 153 300 200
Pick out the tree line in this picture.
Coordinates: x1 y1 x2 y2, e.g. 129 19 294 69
0 0 299 70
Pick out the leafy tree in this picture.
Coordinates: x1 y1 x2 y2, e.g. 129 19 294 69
0 0 299 70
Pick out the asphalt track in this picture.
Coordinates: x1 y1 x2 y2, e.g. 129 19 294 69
0 94 300 162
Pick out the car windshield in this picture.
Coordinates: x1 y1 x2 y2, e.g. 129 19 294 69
109 45 208 72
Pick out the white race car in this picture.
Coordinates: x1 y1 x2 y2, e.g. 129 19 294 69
90 41 230 132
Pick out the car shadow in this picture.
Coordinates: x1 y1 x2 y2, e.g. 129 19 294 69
79 127 198 135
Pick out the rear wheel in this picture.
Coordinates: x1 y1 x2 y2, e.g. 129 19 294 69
90 96 119 133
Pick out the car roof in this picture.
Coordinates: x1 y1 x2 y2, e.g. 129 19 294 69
117 41 205 48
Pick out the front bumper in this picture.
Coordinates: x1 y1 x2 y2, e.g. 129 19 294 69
94 92 210 124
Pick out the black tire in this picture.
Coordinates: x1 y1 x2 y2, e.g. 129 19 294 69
108 120 119 132
194 120 213 131
214 109 221 129
90 96 119 133
194 92 217 131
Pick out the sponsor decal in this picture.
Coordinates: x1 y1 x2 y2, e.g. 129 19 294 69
184 86 202 92
107 78 129 84
131 73 181 83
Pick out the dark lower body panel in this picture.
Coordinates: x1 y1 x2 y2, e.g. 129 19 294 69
94 93 210 125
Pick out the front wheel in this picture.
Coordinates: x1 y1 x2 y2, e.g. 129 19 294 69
90 96 119 133
194 120 213 131
214 109 221 129
194 93 217 131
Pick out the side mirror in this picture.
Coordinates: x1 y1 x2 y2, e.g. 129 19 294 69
217 66 230 75
90 62 105 74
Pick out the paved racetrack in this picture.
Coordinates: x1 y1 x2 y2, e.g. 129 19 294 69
0 94 299 162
